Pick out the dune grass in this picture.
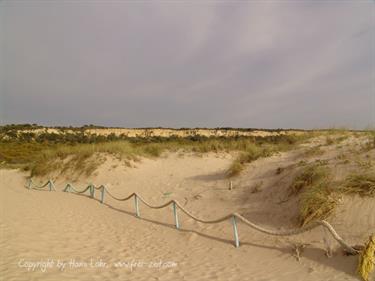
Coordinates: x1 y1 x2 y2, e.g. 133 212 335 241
24 142 167 177
362 131 375 152
0 141 164 176
303 146 325 157
289 163 330 195
340 173 375 197
299 181 339 226
287 163 338 226
0 133 313 177
290 163 375 226
227 144 273 177
226 134 313 177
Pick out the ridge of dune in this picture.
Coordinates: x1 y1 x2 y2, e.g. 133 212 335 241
2 126 305 140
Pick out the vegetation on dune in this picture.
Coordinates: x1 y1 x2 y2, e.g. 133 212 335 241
303 145 325 157
0 130 313 177
289 163 330 195
289 161 375 226
325 137 335 145
1 124 373 224
0 141 167 177
227 145 273 177
340 173 375 197
226 134 313 177
362 131 375 152
322 129 350 145
299 181 339 226
287 163 336 226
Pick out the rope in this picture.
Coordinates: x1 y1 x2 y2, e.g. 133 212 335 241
105 189 135 201
136 195 174 209
27 179 52 190
67 184 91 194
26 179 359 255
174 200 232 223
233 213 356 254
94 185 105 190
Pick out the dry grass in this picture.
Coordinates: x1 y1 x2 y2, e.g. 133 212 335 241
299 181 339 226
0 141 165 177
28 142 166 177
340 173 375 197
325 135 349 146
227 145 273 177
325 137 334 145
303 146 325 157
289 163 330 195
0 133 313 177
226 134 312 177
361 131 375 152
292 164 375 226
288 163 338 226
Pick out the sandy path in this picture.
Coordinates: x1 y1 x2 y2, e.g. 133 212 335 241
1 149 369 281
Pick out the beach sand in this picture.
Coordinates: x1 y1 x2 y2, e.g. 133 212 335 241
1 139 374 280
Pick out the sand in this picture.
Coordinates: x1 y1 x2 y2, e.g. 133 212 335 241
1 139 374 280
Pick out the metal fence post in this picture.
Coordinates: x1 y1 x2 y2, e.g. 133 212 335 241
173 202 179 229
27 179 32 190
100 186 105 203
134 194 140 217
50 180 56 191
232 215 240 248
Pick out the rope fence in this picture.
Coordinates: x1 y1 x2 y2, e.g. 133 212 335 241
26 179 359 255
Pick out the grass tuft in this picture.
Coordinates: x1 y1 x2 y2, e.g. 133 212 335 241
289 163 330 195
299 181 339 226
227 145 273 177
340 173 375 197
288 163 337 226
303 146 325 157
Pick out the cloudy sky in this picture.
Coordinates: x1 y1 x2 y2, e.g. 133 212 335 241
0 1 374 129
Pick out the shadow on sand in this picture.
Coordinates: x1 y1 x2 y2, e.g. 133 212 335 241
42 187 359 279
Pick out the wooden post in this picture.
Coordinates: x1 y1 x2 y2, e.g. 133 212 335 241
48 181 52 191
134 195 140 217
90 185 95 198
27 179 32 190
232 215 240 248
173 202 179 229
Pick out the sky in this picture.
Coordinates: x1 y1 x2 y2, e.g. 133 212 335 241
0 1 374 129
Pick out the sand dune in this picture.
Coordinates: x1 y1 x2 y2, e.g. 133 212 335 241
1 140 374 280
12 127 300 139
